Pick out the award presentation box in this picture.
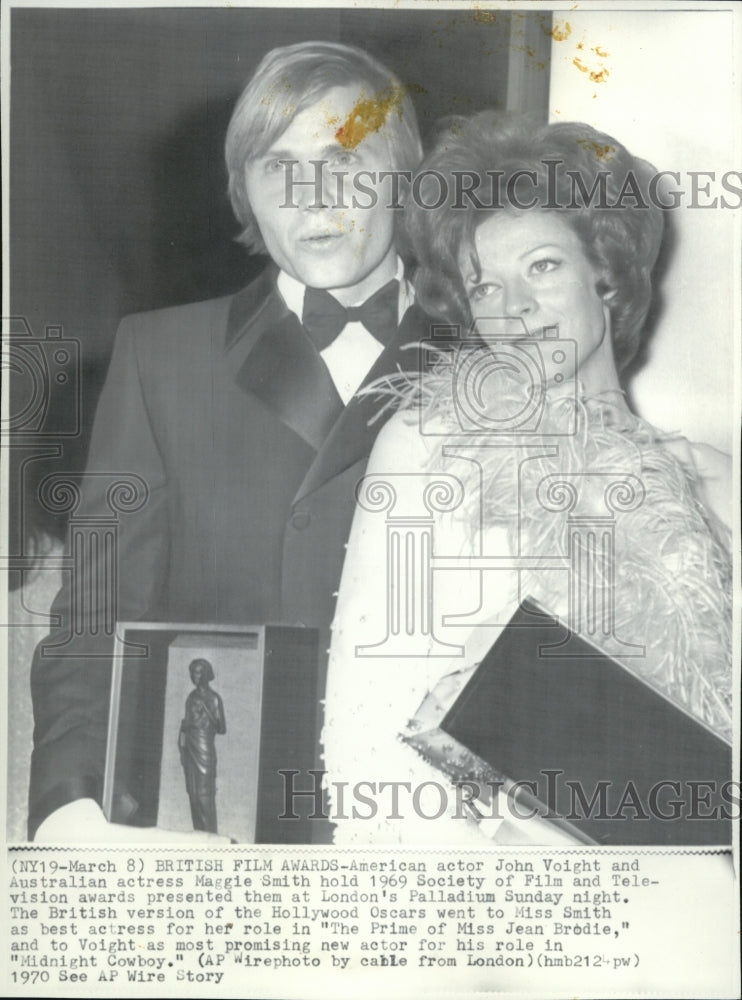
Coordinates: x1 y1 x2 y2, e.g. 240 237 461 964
407 599 732 846
103 623 319 843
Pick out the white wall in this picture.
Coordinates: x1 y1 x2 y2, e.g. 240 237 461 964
548 9 738 453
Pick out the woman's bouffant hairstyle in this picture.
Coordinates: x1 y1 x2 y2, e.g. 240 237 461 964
405 113 665 373
225 41 423 253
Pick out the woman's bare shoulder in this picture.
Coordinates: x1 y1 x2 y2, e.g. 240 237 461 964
367 407 440 474
686 441 732 530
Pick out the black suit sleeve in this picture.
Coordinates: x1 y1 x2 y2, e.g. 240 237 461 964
28 315 170 837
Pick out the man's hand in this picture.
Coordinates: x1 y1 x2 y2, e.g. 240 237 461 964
34 798 231 844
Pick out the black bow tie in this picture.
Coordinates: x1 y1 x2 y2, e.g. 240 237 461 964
301 279 399 352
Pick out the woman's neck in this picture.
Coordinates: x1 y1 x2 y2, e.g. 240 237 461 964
575 331 626 403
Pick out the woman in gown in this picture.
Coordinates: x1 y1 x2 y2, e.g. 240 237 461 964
321 115 732 845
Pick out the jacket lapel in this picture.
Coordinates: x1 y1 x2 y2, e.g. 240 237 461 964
293 303 429 502
225 267 344 451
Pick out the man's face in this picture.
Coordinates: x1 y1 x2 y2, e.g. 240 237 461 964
245 84 398 305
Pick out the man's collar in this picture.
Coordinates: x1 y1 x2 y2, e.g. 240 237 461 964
276 269 306 318
277 257 412 325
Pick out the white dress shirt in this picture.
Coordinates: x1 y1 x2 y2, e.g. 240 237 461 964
277 259 413 405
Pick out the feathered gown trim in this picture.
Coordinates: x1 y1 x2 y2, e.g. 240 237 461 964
371 359 732 741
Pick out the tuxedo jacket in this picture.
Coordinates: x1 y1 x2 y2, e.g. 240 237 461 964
29 266 430 837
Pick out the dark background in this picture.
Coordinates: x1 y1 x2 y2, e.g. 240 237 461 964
8 6 551 554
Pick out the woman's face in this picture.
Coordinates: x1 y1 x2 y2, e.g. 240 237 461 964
460 211 611 389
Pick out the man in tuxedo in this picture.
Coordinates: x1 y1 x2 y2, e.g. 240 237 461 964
30 40 425 841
